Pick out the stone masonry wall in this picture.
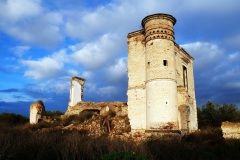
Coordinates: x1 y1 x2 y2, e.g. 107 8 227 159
222 122 240 139
127 30 147 130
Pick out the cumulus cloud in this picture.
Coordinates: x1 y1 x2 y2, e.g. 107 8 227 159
24 78 70 98
0 0 42 22
181 41 240 105
71 34 123 70
21 57 63 80
106 57 127 83
1 0 240 108
181 42 225 71
0 0 63 47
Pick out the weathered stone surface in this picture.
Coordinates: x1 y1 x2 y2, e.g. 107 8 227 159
127 13 198 133
69 76 85 107
30 100 45 124
64 101 127 117
222 122 240 139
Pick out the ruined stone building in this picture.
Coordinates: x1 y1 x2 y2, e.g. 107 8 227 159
68 76 85 107
127 13 198 133
30 100 45 124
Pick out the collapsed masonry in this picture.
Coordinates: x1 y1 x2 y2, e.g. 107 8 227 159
30 100 45 124
221 122 240 139
66 76 127 117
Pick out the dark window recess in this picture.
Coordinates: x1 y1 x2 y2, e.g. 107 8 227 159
163 60 168 66
183 65 188 89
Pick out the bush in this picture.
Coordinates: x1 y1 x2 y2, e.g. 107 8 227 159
45 110 64 118
0 113 29 125
198 101 240 128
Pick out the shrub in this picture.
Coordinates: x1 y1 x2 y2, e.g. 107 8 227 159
0 113 29 125
45 110 64 118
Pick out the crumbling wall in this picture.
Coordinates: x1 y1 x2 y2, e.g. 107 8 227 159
127 30 147 130
178 105 190 133
30 100 45 124
69 76 85 107
64 101 128 117
177 86 198 132
221 122 240 139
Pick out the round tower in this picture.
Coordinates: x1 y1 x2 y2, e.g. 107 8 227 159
142 14 179 130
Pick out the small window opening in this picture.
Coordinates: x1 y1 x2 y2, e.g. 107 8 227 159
163 60 168 66
166 101 168 104
183 65 188 89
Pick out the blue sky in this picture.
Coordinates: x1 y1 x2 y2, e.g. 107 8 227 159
0 0 240 116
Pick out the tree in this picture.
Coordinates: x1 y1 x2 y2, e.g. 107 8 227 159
197 101 240 128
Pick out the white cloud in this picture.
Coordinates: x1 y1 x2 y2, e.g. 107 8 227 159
0 0 42 22
228 52 240 61
67 69 79 76
82 71 94 80
12 45 30 56
181 42 225 71
25 78 70 95
2 0 240 105
71 34 123 70
0 1 63 47
106 57 127 82
21 57 63 80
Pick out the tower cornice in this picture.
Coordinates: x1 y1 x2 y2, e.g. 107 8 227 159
141 13 176 28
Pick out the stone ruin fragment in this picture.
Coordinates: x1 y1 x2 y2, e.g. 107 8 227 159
30 100 45 124
221 122 240 139
68 76 86 107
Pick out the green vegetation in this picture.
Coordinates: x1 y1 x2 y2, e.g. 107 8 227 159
198 101 240 128
0 113 29 125
45 110 64 118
